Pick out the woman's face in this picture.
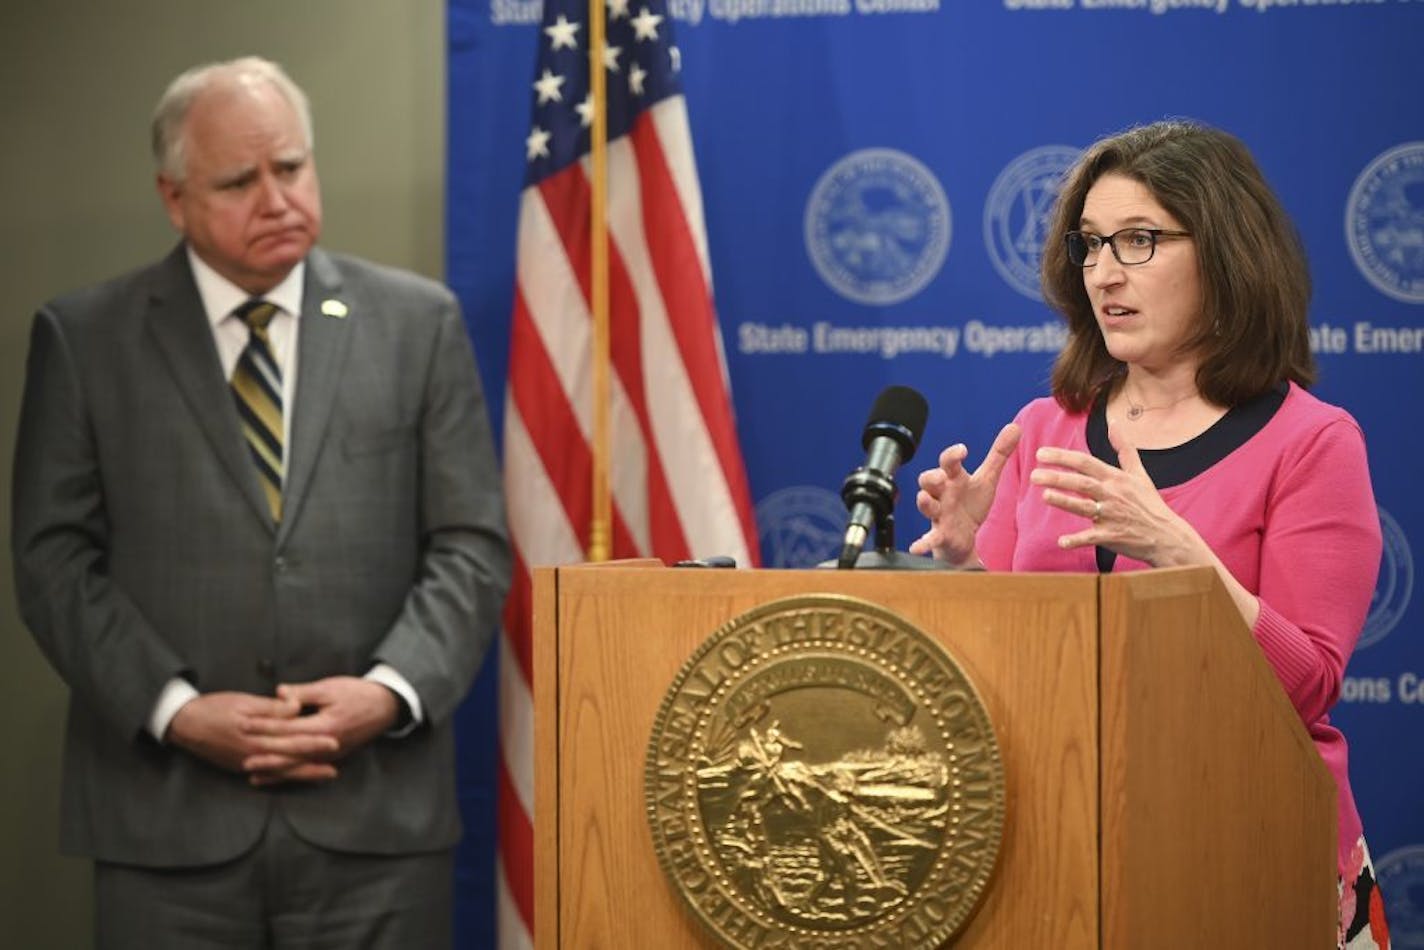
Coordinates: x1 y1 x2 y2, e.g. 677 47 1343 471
1079 173 1203 375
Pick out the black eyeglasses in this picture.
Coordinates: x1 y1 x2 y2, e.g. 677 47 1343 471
1065 228 1192 267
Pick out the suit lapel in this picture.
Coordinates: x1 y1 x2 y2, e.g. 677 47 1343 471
145 246 276 530
280 248 352 544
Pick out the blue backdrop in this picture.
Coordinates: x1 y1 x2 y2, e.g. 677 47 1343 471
448 1 1424 943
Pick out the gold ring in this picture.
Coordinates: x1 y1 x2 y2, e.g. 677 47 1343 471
1092 500 1103 522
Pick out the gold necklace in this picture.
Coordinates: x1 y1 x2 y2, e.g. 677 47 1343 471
1123 388 1199 421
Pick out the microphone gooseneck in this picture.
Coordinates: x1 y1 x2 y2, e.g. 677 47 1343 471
837 385 929 569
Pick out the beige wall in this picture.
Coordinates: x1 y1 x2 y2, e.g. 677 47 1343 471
0 4 446 945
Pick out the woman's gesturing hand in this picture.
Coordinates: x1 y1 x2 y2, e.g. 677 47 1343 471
1030 422 1203 567
908 423 1020 567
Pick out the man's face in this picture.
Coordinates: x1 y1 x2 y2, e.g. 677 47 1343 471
158 79 322 294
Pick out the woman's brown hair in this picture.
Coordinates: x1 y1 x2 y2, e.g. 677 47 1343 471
1042 120 1316 412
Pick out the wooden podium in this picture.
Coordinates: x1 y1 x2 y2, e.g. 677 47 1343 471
532 563 1336 948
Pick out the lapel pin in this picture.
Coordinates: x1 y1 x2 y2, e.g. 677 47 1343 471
321 299 349 319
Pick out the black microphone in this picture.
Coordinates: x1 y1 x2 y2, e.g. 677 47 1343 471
837 385 929 569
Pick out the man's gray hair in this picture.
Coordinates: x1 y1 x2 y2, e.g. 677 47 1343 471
150 56 314 182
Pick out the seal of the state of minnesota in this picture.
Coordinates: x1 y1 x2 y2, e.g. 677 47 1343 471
645 595 1005 949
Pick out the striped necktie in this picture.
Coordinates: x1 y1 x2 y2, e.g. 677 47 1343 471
230 299 284 522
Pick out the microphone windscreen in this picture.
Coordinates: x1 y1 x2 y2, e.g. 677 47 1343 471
861 385 930 459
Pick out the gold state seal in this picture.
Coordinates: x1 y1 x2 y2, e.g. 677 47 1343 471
645 595 1005 948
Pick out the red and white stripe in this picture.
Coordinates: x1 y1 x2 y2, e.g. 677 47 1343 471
497 95 759 949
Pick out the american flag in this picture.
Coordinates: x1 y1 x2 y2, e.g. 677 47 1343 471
497 0 760 945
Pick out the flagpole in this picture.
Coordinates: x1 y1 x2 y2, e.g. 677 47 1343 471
587 0 612 562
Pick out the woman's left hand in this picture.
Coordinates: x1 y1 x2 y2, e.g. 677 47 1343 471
1029 423 1201 567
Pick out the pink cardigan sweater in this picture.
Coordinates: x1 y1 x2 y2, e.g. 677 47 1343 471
977 382 1382 875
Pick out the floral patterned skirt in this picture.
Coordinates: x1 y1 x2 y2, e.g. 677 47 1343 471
1341 836 1391 949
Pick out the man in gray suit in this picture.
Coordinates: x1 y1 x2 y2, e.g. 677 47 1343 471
11 56 510 947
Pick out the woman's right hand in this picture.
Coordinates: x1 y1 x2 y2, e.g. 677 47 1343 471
908 423 1020 567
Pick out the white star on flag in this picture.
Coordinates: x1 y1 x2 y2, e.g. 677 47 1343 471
608 0 631 18
631 7 663 41
533 69 566 104
544 14 580 50
628 62 647 96
603 44 623 72
575 93 595 128
524 126 551 160
670 46 681 73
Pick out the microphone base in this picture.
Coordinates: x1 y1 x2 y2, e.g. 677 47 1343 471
819 550 961 571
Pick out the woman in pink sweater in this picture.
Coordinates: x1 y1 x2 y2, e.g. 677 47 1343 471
910 120 1389 949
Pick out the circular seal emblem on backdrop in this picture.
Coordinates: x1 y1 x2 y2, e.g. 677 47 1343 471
983 145 1080 302
804 148 952 306
755 486 848 568
1346 142 1424 304
1359 508 1414 650
645 595 1004 949
1374 844 1424 945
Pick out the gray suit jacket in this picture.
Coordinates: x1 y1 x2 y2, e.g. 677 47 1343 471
11 245 510 867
